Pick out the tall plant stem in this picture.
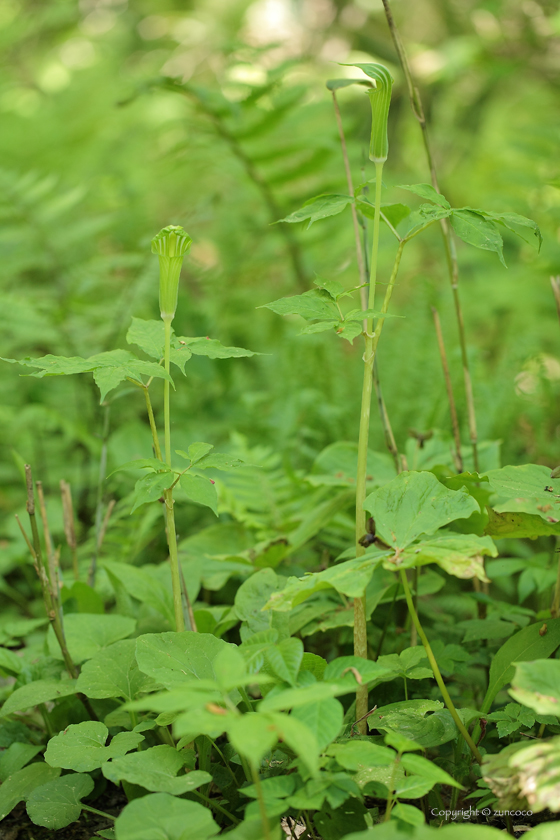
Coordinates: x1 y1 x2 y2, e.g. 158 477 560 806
251 765 271 840
90 403 111 586
143 387 163 461
332 91 401 472
354 161 384 731
399 569 482 763
163 316 185 632
432 307 463 471
381 0 479 471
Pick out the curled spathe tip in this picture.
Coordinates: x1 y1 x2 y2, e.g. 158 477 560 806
151 225 193 258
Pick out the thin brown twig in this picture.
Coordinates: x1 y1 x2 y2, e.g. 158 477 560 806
381 0 479 471
432 307 464 472
60 480 79 581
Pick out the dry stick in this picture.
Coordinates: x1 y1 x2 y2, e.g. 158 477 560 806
551 276 560 325
60 480 79 581
432 307 464 472
97 499 116 554
90 403 111 587
36 481 58 597
22 468 98 720
332 89 402 476
381 0 479 471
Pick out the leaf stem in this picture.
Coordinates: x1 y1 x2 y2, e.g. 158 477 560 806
161 316 185 632
251 764 271 840
81 804 116 821
399 569 482 763
143 386 163 461
192 790 240 825
354 160 384 731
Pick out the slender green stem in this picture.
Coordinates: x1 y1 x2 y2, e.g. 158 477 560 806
82 804 115 821
163 317 172 467
165 491 184 632
552 538 560 618
192 790 240 824
161 316 185 632
384 753 401 821
251 764 271 840
399 569 482 763
143 387 163 462
90 403 111 587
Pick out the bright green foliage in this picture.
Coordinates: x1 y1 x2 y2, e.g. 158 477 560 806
26 774 93 830
45 722 143 772
46 613 135 663
1 679 77 717
1 350 174 403
102 745 211 794
114 794 219 840
480 619 560 714
276 194 354 229
510 660 560 717
0 764 60 821
364 471 479 547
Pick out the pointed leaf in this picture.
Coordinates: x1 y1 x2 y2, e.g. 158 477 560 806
259 290 339 321
180 473 218 515
398 183 450 209
291 697 344 751
131 470 174 512
275 194 354 229
180 336 258 359
1 679 77 717
451 209 506 266
103 745 211 794
0 763 60 820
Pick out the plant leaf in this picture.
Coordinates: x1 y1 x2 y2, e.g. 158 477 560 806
114 793 219 840
1 679 77 717
275 194 354 229
180 473 218 515
46 614 135 665
135 631 238 690
397 183 451 209
131 470 174 512
45 721 143 772
0 763 60 820
180 336 259 359
26 773 94 830
450 209 506 266
480 618 560 715
364 471 479 549
259 289 339 321
103 745 211 794
509 660 560 717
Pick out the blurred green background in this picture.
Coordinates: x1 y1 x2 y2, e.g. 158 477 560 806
1 0 560 569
